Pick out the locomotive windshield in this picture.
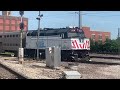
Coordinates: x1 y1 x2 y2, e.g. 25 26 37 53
68 28 85 38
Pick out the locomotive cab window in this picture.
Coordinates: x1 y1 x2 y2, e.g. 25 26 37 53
68 29 85 38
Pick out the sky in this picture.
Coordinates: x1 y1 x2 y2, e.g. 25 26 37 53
0 11 120 39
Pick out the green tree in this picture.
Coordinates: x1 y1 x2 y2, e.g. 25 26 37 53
97 41 103 53
90 38 120 54
90 39 95 53
116 37 120 54
103 39 111 53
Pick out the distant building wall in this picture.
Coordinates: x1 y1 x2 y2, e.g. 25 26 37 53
0 15 28 32
82 26 111 42
0 13 28 54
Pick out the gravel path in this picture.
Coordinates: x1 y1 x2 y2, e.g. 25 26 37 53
1 56 120 79
0 64 21 79
78 58 120 79
0 57 70 79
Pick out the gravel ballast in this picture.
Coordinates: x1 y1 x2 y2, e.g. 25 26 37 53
0 64 22 79
1 57 120 79
0 57 70 79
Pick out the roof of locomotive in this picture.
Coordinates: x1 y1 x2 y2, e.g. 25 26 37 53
27 28 72 36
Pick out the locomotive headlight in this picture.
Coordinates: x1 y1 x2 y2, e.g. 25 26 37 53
71 56 75 58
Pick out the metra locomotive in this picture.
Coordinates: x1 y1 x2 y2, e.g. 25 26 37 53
24 27 90 61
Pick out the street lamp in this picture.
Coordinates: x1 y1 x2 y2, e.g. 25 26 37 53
36 11 43 60
18 11 24 64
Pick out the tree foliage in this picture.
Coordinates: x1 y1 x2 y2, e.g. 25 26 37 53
90 38 120 54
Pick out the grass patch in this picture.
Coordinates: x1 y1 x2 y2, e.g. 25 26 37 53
4 58 9 60
0 52 15 56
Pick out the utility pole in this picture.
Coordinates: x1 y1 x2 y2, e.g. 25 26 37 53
118 28 120 55
79 11 82 29
18 11 24 64
118 28 120 38
36 11 43 60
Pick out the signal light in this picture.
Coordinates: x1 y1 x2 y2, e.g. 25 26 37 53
19 11 24 16
20 22 24 30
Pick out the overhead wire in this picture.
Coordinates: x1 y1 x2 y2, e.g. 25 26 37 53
69 11 120 17
28 11 120 25
28 11 120 21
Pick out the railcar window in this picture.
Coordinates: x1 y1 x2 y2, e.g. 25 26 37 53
7 43 9 46
10 43 12 46
12 44 15 46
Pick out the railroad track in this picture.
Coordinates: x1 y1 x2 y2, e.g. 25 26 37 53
0 63 26 79
90 54 120 60
62 56 120 66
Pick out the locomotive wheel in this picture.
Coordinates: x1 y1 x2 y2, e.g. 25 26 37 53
81 55 90 61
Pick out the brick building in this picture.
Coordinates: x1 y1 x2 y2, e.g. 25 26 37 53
0 11 28 32
0 11 28 54
82 27 111 42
